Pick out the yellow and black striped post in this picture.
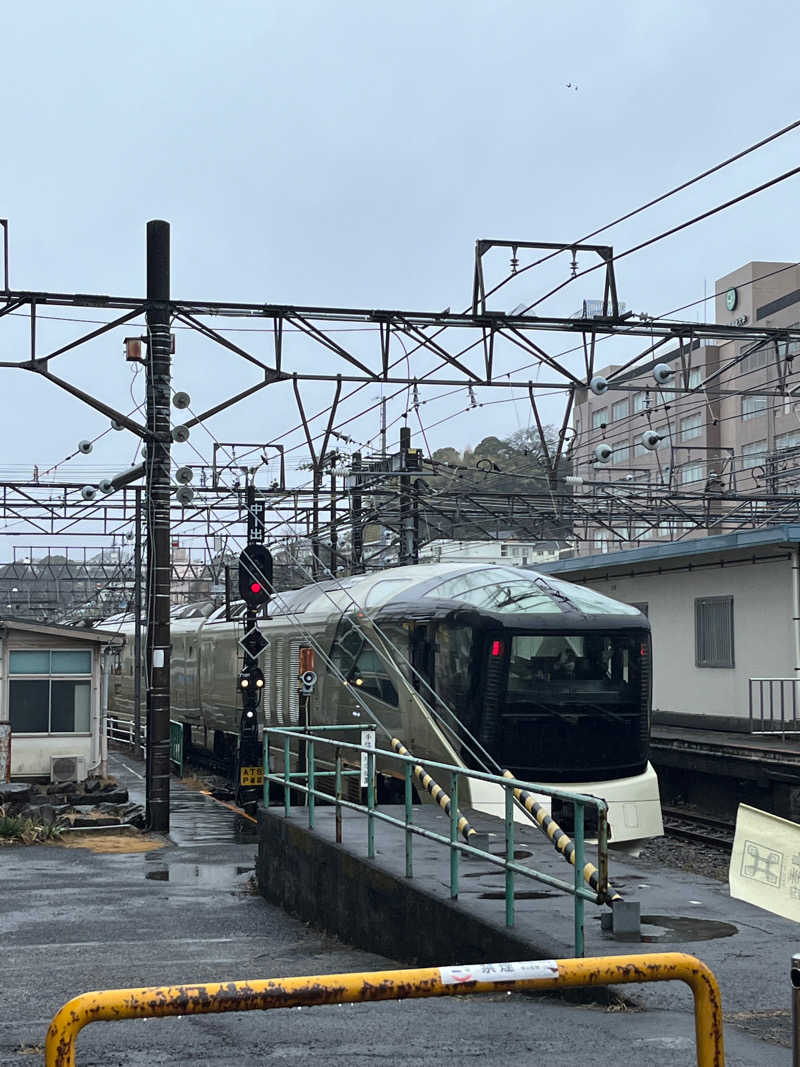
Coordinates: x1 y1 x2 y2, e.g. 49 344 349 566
502 771 620 905
391 739 476 844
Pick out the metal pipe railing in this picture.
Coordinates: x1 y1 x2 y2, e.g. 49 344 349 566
748 677 800 736
264 725 610 956
45 953 725 1067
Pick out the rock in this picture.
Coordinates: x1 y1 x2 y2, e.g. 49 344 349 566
123 804 146 828
72 812 121 828
0 782 31 805
68 791 127 805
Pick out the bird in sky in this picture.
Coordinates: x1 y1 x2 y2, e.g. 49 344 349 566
566 82 578 91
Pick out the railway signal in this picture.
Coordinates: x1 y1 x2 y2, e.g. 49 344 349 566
239 626 269 661
239 667 265 710
238 543 273 608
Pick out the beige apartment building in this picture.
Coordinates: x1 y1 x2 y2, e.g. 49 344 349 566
572 261 800 552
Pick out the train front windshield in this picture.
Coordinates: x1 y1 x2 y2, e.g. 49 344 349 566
497 630 649 781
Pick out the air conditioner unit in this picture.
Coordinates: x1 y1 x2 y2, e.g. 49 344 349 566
50 755 87 783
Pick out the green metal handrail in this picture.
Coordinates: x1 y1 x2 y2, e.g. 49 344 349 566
263 725 610 956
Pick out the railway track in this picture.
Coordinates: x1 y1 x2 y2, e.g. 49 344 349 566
661 807 736 850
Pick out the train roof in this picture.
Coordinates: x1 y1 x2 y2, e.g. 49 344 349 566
97 563 644 632
268 562 643 623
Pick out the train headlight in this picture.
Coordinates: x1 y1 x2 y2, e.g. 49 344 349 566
354 677 364 687
240 677 249 688
256 677 264 688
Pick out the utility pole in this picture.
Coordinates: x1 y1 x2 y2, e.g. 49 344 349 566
311 464 321 578
350 452 363 573
133 486 143 753
144 220 172 832
398 426 419 565
329 463 337 576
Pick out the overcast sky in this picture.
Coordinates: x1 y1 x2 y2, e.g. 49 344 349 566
3 0 800 553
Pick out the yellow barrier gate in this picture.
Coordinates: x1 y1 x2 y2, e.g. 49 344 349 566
46 952 724 1067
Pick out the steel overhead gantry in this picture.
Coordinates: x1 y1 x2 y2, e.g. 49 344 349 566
3 225 800 829
3 477 800 543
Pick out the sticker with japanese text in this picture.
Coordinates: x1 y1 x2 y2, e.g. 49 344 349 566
439 960 559 985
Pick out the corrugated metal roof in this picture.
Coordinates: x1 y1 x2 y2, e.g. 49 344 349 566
0 618 124 643
534 525 800 577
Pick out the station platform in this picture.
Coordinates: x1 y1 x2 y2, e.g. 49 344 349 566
257 796 799 1052
2 752 793 1063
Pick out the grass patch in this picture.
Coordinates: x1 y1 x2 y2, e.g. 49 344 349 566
0 806 64 845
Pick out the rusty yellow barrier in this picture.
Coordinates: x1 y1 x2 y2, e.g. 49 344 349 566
45 951 724 1067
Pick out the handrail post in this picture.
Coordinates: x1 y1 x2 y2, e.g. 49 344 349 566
504 780 514 927
449 771 459 899
404 760 413 878
573 800 585 957
307 740 315 830
335 747 342 844
597 802 609 900
792 952 800 1067
367 747 375 859
263 728 270 806
283 735 291 816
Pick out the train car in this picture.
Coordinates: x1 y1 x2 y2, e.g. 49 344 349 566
105 563 663 846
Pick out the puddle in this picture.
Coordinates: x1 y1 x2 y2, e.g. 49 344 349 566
489 848 533 860
479 890 558 900
638 915 738 943
166 790 258 846
145 864 253 886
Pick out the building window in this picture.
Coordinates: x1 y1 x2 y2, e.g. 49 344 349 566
612 443 630 464
741 440 767 470
681 463 704 485
739 345 768 374
9 649 92 734
687 367 703 389
611 398 628 422
742 394 768 421
591 407 608 430
776 430 800 451
680 413 702 441
695 597 734 668
632 391 648 413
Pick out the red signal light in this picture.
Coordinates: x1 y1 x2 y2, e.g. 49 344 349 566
250 582 262 594
491 640 504 658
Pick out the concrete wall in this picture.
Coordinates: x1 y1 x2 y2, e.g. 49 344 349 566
574 555 794 722
256 807 563 968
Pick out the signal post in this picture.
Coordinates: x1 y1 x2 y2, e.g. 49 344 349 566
235 484 272 810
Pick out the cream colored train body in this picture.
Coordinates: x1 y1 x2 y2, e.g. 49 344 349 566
104 562 663 846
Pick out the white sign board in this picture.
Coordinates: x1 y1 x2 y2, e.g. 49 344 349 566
440 960 559 985
729 803 800 922
360 729 376 788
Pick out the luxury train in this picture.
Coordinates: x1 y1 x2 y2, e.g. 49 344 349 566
103 562 664 846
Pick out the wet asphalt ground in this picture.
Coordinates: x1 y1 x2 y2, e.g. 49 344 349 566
0 754 793 1066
